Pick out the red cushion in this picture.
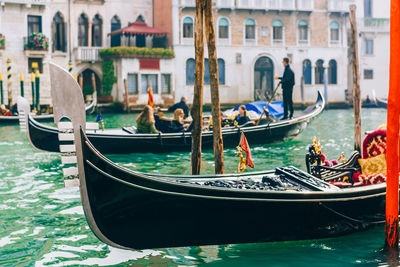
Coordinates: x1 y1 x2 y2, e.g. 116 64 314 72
362 129 387 158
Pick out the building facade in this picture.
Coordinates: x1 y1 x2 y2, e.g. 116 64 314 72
173 0 355 105
0 0 389 108
0 0 153 106
355 0 389 100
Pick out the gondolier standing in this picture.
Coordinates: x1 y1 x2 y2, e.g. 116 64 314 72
275 57 295 120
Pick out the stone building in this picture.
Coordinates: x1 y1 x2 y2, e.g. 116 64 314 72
355 0 389 100
0 0 388 108
0 0 154 107
173 0 355 105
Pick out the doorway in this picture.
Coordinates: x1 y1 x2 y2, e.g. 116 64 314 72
254 56 274 101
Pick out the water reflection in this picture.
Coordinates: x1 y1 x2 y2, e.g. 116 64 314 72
1 108 396 265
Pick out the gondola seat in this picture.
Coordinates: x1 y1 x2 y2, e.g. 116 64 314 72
362 129 387 159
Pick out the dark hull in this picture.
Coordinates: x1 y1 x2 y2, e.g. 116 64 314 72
1 114 54 125
2 99 96 125
362 98 387 108
26 92 325 154
79 129 386 250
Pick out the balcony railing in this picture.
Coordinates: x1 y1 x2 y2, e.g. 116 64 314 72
267 0 295 10
1 0 47 5
180 0 195 7
358 18 390 33
215 0 235 9
237 0 267 10
178 0 305 11
327 0 350 13
75 47 102 62
296 0 313 10
24 33 49 51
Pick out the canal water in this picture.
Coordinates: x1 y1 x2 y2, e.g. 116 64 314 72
0 108 394 266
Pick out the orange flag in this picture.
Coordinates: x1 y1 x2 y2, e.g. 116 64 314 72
147 85 154 108
240 133 254 169
385 0 400 249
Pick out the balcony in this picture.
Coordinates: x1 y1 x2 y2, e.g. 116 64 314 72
0 0 47 6
180 0 195 8
296 0 313 11
75 47 102 62
215 0 235 9
237 0 267 10
24 33 49 51
267 0 295 10
358 18 390 33
327 0 350 13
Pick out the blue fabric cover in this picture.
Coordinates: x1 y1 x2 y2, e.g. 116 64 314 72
233 101 284 118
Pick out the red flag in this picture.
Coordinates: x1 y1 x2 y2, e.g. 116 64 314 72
240 133 254 168
147 85 154 108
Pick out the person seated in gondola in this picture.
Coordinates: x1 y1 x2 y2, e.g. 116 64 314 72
0 105 12 116
208 112 232 130
136 105 160 134
172 108 191 132
154 107 174 133
11 104 18 116
235 105 255 126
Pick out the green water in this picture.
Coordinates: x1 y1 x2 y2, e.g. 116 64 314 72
0 108 395 266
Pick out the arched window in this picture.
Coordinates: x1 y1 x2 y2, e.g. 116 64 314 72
302 59 312 85
218 18 229 39
52 12 66 52
110 15 121 47
186 58 195 85
245 18 255 40
315 59 324 84
298 20 308 44
218 58 225 85
328 60 337 84
78 14 88 46
92 14 102 47
272 19 283 43
183 17 193 38
330 21 340 43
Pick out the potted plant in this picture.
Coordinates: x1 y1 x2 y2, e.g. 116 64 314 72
25 32 49 50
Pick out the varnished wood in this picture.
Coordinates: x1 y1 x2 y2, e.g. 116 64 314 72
191 0 205 175
350 5 362 153
204 0 224 174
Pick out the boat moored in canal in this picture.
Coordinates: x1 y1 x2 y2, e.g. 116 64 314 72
3 92 96 125
20 64 325 154
49 62 389 250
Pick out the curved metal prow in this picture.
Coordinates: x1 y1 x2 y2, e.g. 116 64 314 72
49 63 86 128
49 62 120 248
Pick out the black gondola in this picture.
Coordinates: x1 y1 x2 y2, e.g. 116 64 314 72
19 92 324 154
49 63 388 250
2 94 96 125
77 130 388 250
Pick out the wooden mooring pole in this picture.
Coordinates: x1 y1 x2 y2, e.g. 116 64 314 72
349 5 362 154
384 0 400 251
204 0 224 174
191 0 205 175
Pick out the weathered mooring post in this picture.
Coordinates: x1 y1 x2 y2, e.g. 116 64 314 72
204 0 224 174
384 0 400 251
349 5 362 153
191 0 205 175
